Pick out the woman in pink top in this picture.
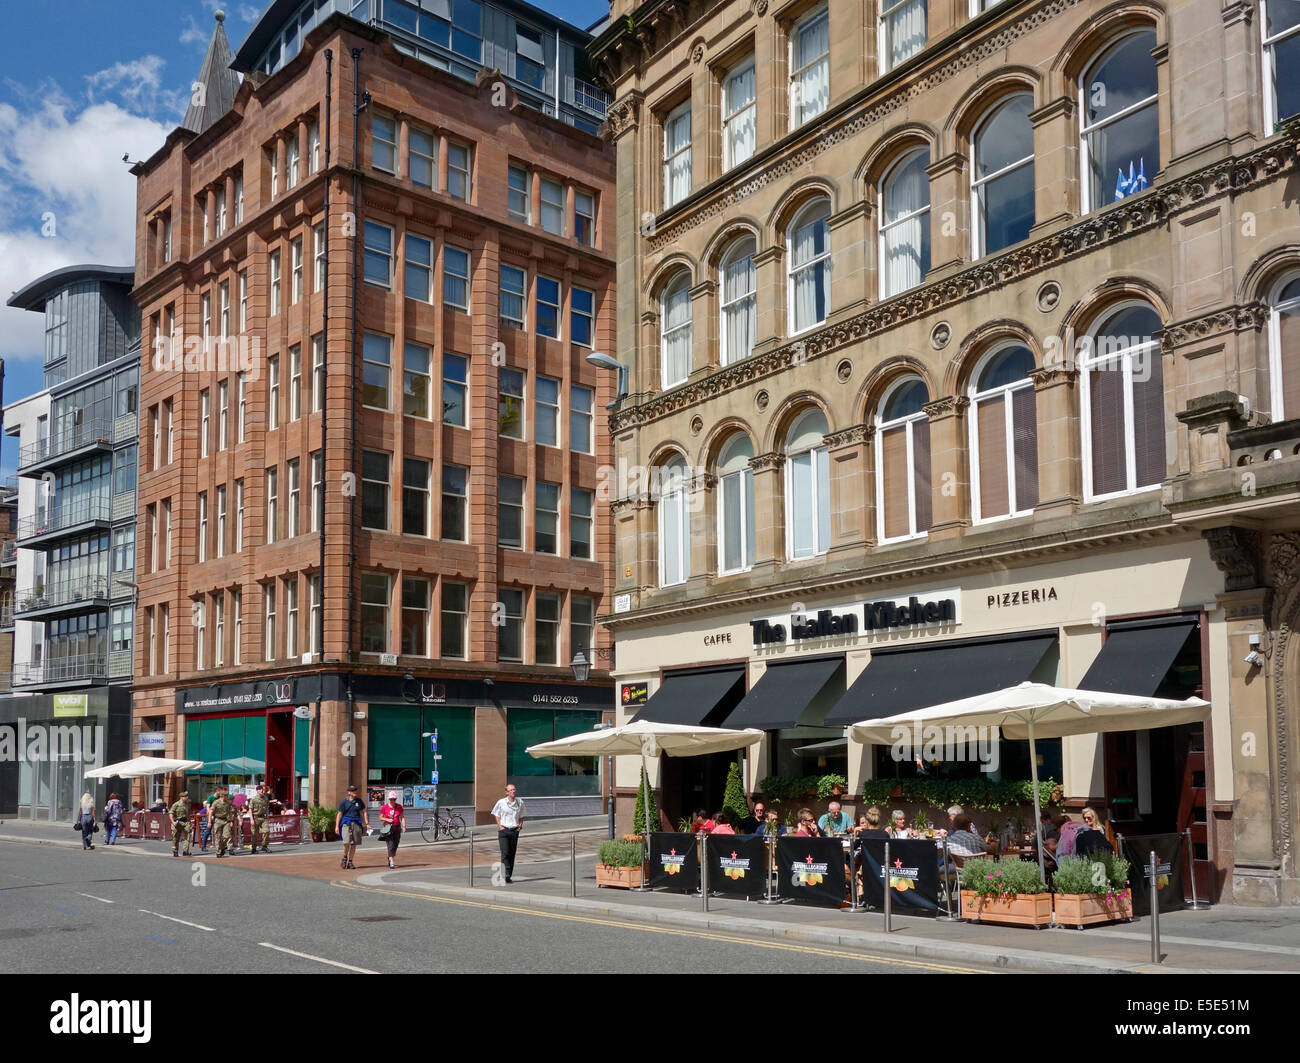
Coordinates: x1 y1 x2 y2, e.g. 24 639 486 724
380 792 407 869
710 810 735 835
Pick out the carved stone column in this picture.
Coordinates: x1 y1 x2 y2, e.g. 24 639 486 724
752 245 784 358
1029 365 1081 512
1029 97 1077 230
689 278 716 376
828 201 870 319
688 472 717 580
749 451 785 571
825 423 873 551
923 396 970 540
925 152 966 277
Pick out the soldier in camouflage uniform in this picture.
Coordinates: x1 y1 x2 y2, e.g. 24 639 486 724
248 784 271 853
169 793 193 857
210 787 236 857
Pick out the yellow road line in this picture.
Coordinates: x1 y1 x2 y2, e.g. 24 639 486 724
331 880 991 974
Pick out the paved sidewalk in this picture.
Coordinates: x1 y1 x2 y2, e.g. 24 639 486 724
352 850 1300 975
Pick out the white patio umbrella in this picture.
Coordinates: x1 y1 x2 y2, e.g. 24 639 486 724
847 682 1212 884
527 720 765 834
84 757 204 779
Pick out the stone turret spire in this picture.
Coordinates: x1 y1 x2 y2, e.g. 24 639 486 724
182 10 241 135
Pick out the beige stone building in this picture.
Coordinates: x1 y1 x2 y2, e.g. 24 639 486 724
591 0 1300 904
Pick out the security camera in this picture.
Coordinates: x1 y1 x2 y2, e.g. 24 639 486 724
1244 650 1265 668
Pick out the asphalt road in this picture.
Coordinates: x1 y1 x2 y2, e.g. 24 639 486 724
0 839 1003 974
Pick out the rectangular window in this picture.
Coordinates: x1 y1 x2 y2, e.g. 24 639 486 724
218 381 228 450
404 234 431 301
535 592 561 665
443 353 468 427
285 577 299 659
363 332 392 410
507 165 530 221
266 467 279 544
571 487 594 559
443 246 469 310
214 595 225 668
540 177 565 235
447 142 470 201
309 574 321 656
498 587 524 661
403 342 431 418
880 0 927 74
311 334 325 412
202 293 212 347
196 598 207 670
268 145 279 199
499 367 525 439
264 584 277 661
270 250 282 314
160 603 170 672
216 485 227 558
287 136 300 188
234 175 243 223
198 492 208 562
235 480 244 552
287 457 301 537
162 214 172 262
401 577 430 656
150 406 161 470
360 572 390 653
410 127 436 188
535 481 559 554
364 221 393 288
536 276 560 339
570 384 594 454
663 101 692 209
372 114 397 172
237 373 247 441
441 464 468 541
536 376 560 447
309 121 320 173
402 457 430 536
289 345 302 421
311 451 324 532
239 271 248 331
499 475 525 549
574 190 595 246
200 389 210 458
291 236 303 303
516 24 545 88
232 591 241 665
571 286 594 347
216 187 227 236
571 595 595 660
362 450 391 531
268 355 280 430
791 6 830 128
441 581 468 659
219 281 230 337
724 60 757 169
314 223 326 291
500 264 526 329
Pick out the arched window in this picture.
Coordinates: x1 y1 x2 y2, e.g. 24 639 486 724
879 0 927 74
788 199 831 334
720 238 757 365
1080 30 1159 212
784 410 831 559
657 457 691 587
879 147 931 298
1267 273 1300 420
717 433 756 574
1264 0 1300 130
1081 302 1164 500
876 377 932 540
971 93 1035 258
660 272 692 390
969 344 1038 521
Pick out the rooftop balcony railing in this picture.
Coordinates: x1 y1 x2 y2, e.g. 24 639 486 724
16 497 112 541
17 418 116 470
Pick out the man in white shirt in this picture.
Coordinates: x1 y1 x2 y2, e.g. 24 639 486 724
492 783 525 883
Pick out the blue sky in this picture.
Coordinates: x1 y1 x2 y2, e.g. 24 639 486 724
0 0 608 473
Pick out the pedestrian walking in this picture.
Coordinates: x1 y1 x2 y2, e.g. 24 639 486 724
210 786 236 857
103 793 124 845
169 792 193 857
199 790 217 851
77 792 97 850
248 784 271 853
379 791 406 869
335 784 369 870
492 783 525 883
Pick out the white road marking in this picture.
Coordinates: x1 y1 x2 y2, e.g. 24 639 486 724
77 893 114 904
258 942 377 973
138 909 215 932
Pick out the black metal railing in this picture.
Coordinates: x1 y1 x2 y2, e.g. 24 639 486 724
17 418 115 468
16 497 111 540
12 650 108 686
14 574 109 614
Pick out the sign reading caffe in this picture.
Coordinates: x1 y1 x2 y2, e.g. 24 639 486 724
751 589 961 647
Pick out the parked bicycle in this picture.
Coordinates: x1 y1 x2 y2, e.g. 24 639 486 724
418 808 466 844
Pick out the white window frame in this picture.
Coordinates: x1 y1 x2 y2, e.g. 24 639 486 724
508 165 530 221
540 176 566 236
291 236 304 303
874 378 931 543
970 94 1035 260
1078 31 1159 215
314 222 326 291
443 245 470 311
288 457 301 538
266 467 279 544
878 0 927 76
500 264 526 330
447 141 471 201
784 414 830 560
657 459 691 587
878 147 931 299
372 114 397 173
786 199 832 336
1267 272 1300 420
719 237 757 365
232 591 242 665
570 384 594 455
662 101 692 210
723 59 757 171
268 355 280 430
789 5 830 129
235 479 244 553
1263 0 1300 132
289 344 302 422
197 492 208 562
264 584 277 662
237 373 247 442
967 344 1037 524
312 334 325 412
410 126 436 188
270 250 282 315
660 272 692 390
717 437 755 574
200 389 210 458
364 221 393 289
216 484 227 558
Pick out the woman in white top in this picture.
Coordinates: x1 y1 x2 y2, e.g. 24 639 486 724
78 792 97 850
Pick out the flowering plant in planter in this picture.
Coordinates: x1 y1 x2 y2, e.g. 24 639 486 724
959 857 1047 898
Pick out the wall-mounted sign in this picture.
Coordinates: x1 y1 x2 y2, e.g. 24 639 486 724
263 680 295 706
52 693 89 718
620 682 649 707
751 589 961 647
986 586 1058 609
863 594 958 631
403 678 447 704
138 732 167 751
292 706 314 720
703 631 733 646
614 593 631 614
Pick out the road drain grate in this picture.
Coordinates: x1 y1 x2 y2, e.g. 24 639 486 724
352 915 409 922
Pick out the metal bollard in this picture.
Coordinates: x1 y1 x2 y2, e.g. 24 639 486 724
937 835 959 922
468 829 475 888
848 835 862 912
1184 828 1208 911
1149 850 1161 964
570 834 577 898
883 841 892 933
701 834 709 913
758 834 780 904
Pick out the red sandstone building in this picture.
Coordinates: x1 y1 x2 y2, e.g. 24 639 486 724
129 6 616 822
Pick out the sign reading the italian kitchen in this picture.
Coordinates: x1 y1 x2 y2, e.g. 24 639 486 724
751 589 961 647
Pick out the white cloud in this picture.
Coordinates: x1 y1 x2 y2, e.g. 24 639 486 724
179 14 208 49
85 56 188 122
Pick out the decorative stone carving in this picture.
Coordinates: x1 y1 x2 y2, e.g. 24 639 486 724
755 389 770 411
825 424 872 448
930 322 951 349
1269 531 1300 602
923 395 969 419
689 415 704 436
691 42 705 64
1036 281 1061 312
750 0 768 13
1202 526 1263 591
1160 302 1269 353
1029 365 1078 388
749 451 785 473
836 358 853 382
601 92 642 141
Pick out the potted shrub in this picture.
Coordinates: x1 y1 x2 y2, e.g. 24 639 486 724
1052 852 1133 928
958 857 1052 927
596 840 645 888
306 805 335 843
816 773 848 801
911 809 934 838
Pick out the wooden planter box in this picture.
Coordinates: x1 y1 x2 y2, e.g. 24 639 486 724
959 889 1053 928
596 864 644 889
1053 891 1134 928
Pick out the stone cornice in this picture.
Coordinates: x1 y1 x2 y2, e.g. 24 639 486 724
1029 365 1078 387
923 395 970 418
825 423 873 448
610 129 1300 434
749 451 785 473
1159 301 1269 353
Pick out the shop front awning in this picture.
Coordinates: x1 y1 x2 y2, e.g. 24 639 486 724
720 655 844 730
630 666 746 727
1079 615 1199 697
824 631 1057 728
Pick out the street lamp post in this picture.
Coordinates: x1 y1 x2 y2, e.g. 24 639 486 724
572 648 615 839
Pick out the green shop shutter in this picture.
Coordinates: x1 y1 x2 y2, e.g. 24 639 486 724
185 719 202 764
222 716 245 773
294 716 309 777
421 706 474 784
244 715 267 774
199 718 222 769
507 708 556 778
369 706 421 770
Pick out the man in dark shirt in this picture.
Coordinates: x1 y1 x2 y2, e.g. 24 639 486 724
335 784 370 870
739 800 766 834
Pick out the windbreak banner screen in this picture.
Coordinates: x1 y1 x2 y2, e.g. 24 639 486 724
1122 833 1186 915
649 832 699 892
704 833 768 897
859 839 942 912
776 837 845 908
